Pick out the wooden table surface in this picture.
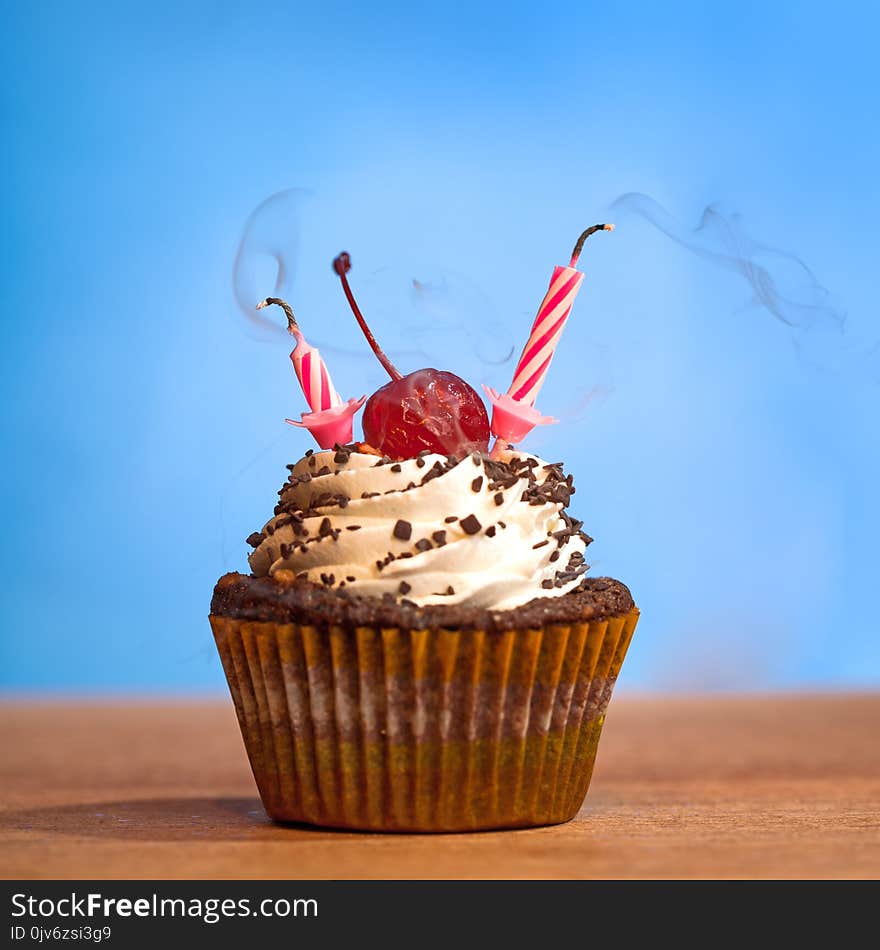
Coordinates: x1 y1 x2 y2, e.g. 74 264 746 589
2 694 878 880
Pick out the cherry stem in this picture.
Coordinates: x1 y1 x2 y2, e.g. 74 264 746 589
256 296 299 335
332 252 402 381
569 223 615 268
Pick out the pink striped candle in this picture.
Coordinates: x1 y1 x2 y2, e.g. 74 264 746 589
288 328 343 412
506 263 584 407
256 297 365 448
484 224 614 450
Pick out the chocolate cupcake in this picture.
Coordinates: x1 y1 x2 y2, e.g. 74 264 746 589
211 231 637 831
210 447 637 831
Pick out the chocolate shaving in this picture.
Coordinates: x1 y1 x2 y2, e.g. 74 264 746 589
393 519 412 541
460 514 482 535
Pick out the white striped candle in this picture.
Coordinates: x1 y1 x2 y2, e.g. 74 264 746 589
486 224 613 450
256 297 342 413
290 333 343 413
256 296 366 449
507 264 584 406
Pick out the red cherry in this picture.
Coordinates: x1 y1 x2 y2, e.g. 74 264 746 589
333 252 490 459
363 369 490 459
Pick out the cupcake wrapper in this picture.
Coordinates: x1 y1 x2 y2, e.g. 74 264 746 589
211 610 638 832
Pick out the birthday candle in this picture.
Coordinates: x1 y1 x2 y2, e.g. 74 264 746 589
484 224 614 450
256 297 365 448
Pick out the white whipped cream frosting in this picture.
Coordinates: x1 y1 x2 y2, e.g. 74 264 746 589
248 448 589 611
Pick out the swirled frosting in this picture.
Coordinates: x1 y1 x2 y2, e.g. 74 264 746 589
247 447 591 611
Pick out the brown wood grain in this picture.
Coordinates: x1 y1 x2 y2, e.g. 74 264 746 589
2 693 878 879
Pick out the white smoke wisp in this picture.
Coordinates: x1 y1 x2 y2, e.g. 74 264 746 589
232 187 309 341
608 192 873 379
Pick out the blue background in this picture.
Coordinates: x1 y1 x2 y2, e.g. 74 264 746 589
2 1 877 692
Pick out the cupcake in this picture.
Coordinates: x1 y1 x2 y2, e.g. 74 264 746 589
210 230 638 831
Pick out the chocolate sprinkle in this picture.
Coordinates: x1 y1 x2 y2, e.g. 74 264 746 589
390 463 402 473
460 514 481 535
485 525 496 538
393 519 412 541
415 538 433 552
444 515 458 523
431 530 447 546
246 532 264 548
471 476 483 492
494 493 504 506
398 581 412 595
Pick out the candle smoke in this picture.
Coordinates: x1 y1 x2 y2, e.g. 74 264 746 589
409 275 515 369
233 188 517 382
232 188 309 341
608 193 877 380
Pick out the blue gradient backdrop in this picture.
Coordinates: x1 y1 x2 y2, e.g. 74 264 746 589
2 1 878 691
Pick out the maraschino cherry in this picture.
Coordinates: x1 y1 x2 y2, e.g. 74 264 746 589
333 252 490 460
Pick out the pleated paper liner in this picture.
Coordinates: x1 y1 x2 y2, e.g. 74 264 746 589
211 609 638 832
